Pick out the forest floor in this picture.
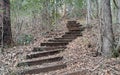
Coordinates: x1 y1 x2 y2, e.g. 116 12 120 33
0 19 120 75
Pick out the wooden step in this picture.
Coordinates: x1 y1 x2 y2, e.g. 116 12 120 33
54 38 75 40
20 62 67 74
65 31 81 34
67 25 82 28
75 22 80 25
17 56 63 67
54 36 77 39
67 32 81 34
33 46 66 52
48 39 72 42
68 27 85 32
62 34 82 38
41 42 68 46
61 36 78 39
26 49 64 59
68 27 81 31
63 34 82 36
67 21 77 25
64 70 90 75
68 26 82 31
62 36 78 38
67 23 82 26
69 30 82 32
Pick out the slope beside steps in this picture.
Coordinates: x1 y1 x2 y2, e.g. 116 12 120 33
17 21 84 75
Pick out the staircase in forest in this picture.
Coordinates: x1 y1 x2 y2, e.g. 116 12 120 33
17 21 84 75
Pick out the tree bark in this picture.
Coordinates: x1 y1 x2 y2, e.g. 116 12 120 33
0 0 13 47
117 0 120 23
86 0 91 25
101 0 114 57
41 0 51 31
62 2 66 19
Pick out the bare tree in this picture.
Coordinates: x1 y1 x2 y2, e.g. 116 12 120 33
117 0 120 23
0 0 13 48
41 0 52 31
101 0 114 57
86 0 91 25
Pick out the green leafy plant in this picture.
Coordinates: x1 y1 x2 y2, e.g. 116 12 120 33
112 48 119 58
17 34 33 45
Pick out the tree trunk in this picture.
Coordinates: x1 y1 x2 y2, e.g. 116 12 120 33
62 2 66 19
0 0 4 49
0 0 13 47
101 0 114 57
86 0 91 25
96 0 99 18
117 0 120 23
41 0 51 31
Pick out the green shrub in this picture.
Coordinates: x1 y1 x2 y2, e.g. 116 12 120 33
17 34 33 45
112 48 119 58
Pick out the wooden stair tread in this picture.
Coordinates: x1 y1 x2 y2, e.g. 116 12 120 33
65 33 81 35
67 25 81 27
48 39 72 42
65 32 81 34
54 37 77 39
18 55 63 67
64 70 91 75
54 38 74 40
68 30 82 32
33 46 66 52
62 34 82 37
19 62 67 74
63 34 82 35
67 20 77 24
41 42 69 44
41 42 68 46
26 49 64 59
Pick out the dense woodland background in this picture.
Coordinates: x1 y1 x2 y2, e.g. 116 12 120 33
1 0 120 75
